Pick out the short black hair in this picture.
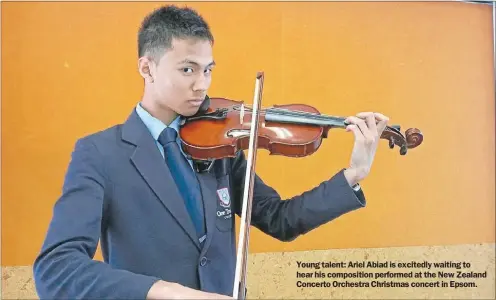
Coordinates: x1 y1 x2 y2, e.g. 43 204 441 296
138 5 214 62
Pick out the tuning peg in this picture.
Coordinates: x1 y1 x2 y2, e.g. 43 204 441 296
389 137 395 149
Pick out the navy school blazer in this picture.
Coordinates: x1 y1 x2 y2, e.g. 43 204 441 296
33 109 366 299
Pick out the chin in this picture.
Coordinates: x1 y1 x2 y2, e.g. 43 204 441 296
179 107 200 117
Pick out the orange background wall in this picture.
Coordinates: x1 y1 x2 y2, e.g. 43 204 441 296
2 1 494 266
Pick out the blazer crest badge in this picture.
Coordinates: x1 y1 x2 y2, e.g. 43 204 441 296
216 187 230 208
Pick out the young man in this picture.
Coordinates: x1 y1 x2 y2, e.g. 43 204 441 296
33 5 389 300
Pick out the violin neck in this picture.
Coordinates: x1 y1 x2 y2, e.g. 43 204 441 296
264 108 347 128
263 107 401 133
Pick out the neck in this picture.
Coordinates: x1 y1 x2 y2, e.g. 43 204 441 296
140 95 178 126
263 106 400 135
264 107 347 128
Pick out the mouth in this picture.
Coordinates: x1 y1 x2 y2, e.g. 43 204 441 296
188 98 204 107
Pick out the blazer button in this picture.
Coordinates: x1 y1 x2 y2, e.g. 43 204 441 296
200 257 208 266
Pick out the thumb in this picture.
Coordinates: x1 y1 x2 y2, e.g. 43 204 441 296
346 124 364 141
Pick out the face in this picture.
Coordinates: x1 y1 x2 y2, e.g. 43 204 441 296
139 37 214 122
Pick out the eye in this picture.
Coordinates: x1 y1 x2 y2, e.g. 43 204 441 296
182 67 194 73
204 68 212 75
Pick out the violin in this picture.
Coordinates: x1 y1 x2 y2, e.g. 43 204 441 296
179 83 423 162
179 72 423 300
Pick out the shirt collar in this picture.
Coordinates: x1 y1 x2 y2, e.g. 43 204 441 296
135 102 181 141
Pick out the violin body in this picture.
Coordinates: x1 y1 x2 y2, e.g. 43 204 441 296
179 96 423 161
180 97 326 160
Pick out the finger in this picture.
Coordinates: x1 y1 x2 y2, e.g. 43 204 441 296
346 116 374 143
373 112 389 122
374 113 390 133
357 112 378 136
346 124 364 142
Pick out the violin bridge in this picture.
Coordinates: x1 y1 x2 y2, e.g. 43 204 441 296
240 104 244 124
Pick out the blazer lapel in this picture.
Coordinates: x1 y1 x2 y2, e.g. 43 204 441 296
122 110 200 250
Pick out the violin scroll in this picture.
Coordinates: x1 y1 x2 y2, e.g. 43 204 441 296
382 126 423 155
405 128 423 149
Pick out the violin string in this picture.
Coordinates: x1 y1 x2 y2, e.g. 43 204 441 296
235 104 345 122
233 104 397 130
263 106 342 120
268 107 342 121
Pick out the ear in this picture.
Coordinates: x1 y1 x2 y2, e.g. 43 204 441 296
138 56 155 83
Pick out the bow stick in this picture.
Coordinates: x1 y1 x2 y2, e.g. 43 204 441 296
232 71 265 300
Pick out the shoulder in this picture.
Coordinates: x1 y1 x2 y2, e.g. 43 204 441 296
78 123 122 142
72 124 125 156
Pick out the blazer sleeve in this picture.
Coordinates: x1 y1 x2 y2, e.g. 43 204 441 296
33 137 160 300
229 151 366 242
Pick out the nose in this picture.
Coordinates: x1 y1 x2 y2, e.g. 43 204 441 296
193 73 210 92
